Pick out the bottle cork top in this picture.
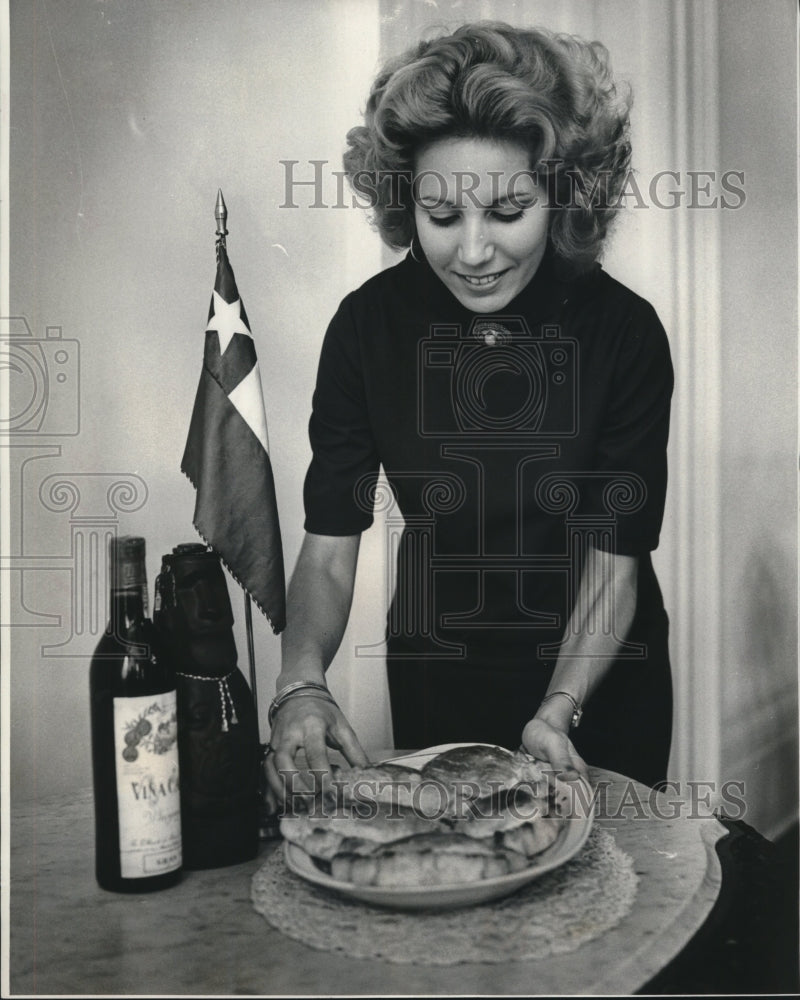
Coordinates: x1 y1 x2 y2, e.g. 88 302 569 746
172 542 208 556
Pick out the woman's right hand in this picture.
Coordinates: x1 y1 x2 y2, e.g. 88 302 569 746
272 531 366 802
264 693 369 802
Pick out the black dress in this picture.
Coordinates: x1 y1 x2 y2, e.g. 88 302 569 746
303 247 674 787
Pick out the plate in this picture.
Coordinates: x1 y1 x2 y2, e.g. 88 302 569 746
282 743 595 911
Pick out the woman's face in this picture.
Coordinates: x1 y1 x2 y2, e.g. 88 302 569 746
413 137 550 312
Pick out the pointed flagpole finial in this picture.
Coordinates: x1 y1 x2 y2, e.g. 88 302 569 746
215 189 228 244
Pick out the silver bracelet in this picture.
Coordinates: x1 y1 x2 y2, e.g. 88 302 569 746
540 690 583 729
268 689 337 728
268 680 336 727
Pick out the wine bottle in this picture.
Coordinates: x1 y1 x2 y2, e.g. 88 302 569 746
90 535 182 892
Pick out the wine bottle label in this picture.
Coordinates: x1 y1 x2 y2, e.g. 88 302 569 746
113 692 182 878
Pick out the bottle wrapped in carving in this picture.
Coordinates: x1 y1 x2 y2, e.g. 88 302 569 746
153 543 260 869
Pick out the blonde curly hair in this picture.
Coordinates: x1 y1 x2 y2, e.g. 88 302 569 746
343 21 632 269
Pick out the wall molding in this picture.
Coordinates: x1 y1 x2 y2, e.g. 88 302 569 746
661 3 723 786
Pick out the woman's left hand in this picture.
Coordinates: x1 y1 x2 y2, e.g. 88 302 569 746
520 713 589 785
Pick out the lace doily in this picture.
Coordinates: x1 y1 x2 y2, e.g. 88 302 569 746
251 828 637 965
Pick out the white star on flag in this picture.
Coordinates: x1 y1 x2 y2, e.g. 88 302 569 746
206 290 251 353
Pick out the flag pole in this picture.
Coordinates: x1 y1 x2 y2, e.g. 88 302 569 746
244 594 260 725
214 189 261 734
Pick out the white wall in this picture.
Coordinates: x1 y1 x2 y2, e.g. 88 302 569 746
7 0 385 801
716 0 798 837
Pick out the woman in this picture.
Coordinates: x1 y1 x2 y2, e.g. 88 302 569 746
265 22 673 794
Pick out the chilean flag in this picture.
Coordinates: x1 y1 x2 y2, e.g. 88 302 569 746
181 243 286 633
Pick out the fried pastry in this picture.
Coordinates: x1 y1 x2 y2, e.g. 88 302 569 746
421 745 548 802
329 832 531 886
282 744 568 888
280 805 440 860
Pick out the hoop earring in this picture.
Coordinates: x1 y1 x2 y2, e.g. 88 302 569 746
410 234 424 263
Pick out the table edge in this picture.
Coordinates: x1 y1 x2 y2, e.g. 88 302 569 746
591 814 728 994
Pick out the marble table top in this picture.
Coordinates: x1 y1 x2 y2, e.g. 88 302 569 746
8 765 726 996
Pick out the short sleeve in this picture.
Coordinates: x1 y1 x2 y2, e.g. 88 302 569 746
590 300 674 555
303 296 379 535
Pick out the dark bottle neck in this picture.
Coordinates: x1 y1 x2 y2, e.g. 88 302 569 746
109 586 147 635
